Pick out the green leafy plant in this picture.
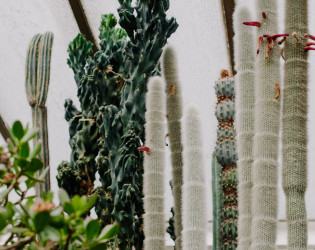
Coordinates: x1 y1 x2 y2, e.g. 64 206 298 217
0 121 119 249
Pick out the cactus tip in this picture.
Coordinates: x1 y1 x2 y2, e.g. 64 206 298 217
220 69 230 79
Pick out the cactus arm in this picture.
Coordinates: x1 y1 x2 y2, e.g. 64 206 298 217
251 1 281 248
143 77 166 250
25 32 54 195
283 1 308 249
162 46 183 250
181 104 207 250
233 6 255 250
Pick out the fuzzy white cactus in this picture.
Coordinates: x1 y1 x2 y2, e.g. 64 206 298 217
143 77 166 250
162 46 184 249
234 5 255 250
181 104 207 250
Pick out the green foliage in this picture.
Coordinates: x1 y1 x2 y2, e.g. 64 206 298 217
0 121 119 249
57 1 178 248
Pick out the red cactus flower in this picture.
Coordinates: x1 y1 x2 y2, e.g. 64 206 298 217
304 46 315 52
243 21 261 27
137 146 151 155
304 34 315 41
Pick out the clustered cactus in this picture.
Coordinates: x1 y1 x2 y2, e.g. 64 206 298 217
25 31 54 195
57 1 177 248
213 70 238 249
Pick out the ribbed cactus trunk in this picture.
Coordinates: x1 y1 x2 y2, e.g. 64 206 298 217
25 32 54 195
143 77 166 250
212 153 222 250
251 1 281 249
181 104 207 250
282 1 308 249
234 6 255 250
162 46 183 250
214 70 238 250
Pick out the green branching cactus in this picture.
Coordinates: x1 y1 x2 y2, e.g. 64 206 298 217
214 70 238 250
233 5 255 250
182 104 207 250
143 77 166 250
57 2 177 248
25 31 54 195
283 1 308 248
162 46 184 250
212 153 222 250
247 1 281 248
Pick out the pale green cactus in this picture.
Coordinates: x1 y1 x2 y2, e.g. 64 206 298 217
25 31 54 195
282 1 308 249
233 5 255 250
251 1 281 248
181 104 207 250
143 77 166 250
162 46 184 250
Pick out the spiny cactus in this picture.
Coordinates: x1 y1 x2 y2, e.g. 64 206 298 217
282 1 308 248
57 2 178 248
181 104 207 250
212 152 223 250
25 31 54 195
143 77 166 250
248 1 281 248
214 70 238 250
233 5 255 250
162 46 184 250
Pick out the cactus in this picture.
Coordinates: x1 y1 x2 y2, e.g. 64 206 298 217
25 31 54 195
250 1 281 248
181 104 207 250
143 77 166 250
214 70 238 250
57 2 178 248
212 152 223 250
282 1 308 248
162 46 184 249
233 5 255 250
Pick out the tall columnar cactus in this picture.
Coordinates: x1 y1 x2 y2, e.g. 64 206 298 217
57 2 178 248
214 70 238 249
143 77 166 250
162 46 184 250
233 6 255 250
212 152 222 250
25 31 54 195
181 104 207 250
250 1 281 248
283 1 308 248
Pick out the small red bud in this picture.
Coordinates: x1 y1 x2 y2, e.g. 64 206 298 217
137 146 151 155
262 12 267 19
243 21 261 27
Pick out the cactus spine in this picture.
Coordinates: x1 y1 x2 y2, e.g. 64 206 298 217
233 6 255 250
214 70 238 249
251 1 281 249
162 46 183 250
212 153 222 250
181 104 207 250
25 31 54 194
283 1 308 248
143 77 166 250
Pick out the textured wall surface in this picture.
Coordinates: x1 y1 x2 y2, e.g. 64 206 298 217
1 0 315 245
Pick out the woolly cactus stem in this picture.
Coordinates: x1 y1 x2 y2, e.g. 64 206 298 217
162 46 184 249
143 77 166 250
234 6 255 250
282 1 308 249
251 1 281 249
181 104 207 250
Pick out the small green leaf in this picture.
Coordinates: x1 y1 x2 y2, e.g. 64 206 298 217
0 207 8 231
58 189 70 205
84 195 97 212
98 223 119 240
16 158 30 169
72 195 82 211
27 158 43 172
21 130 37 144
0 189 9 201
19 142 30 158
29 142 41 159
89 243 109 250
10 227 29 234
12 121 24 140
85 219 100 240
34 211 50 232
63 202 74 214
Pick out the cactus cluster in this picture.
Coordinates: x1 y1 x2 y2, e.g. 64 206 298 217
25 31 54 195
57 1 177 248
213 70 238 249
